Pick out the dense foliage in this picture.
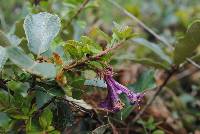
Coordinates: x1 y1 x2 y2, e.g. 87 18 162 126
0 0 200 133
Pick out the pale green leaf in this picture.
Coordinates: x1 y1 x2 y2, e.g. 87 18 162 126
84 78 107 88
7 47 56 78
6 34 22 46
6 46 34 69
113 22 133 40
0 46 7 71
24 12 61 55
29 62 56 79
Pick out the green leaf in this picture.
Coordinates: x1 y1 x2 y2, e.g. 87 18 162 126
64 40 83 59
14 19 25 38
152 130 165 134
116 94 134 120
39 108 53 129
6 34 22 46
80 36 102 53
0 112 11 128
7 47 56 78
113 22 134 40
128 70 156 92
89 27 111 43
0 91 11 109
92 124 110 134
29 62 56 79
7 46 34 69
35 86 53 109
7 81 30 97
24 12 61 55
133 38 171 64
10 114 29 120
71 78 85 88
174 20 200 65
48 88 65 97
0 46 7 71
131 58 169 69
116 105 134 120
0 31 22 47
87 61 103 69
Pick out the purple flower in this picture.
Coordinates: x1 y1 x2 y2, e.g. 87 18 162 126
99 68 144 112
99 78 125 112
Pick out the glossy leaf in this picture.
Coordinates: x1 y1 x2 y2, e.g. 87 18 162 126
24 12 61 55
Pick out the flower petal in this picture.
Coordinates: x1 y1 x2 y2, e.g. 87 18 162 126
107 76 143 104
100 76 124 111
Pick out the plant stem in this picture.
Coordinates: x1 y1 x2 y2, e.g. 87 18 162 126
66 0 90 26
132 68 177 123
63 41 124 71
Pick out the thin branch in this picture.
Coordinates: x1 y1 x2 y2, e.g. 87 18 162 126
63 41 124 71
107 0 173 50
132 68 177 123
108 117 119 134
67 0 90 26
175 67 198 80
186 58 200 69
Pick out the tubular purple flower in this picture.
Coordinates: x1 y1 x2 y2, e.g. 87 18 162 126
108 76 144 105
99 78 124 112
99 68 144 112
